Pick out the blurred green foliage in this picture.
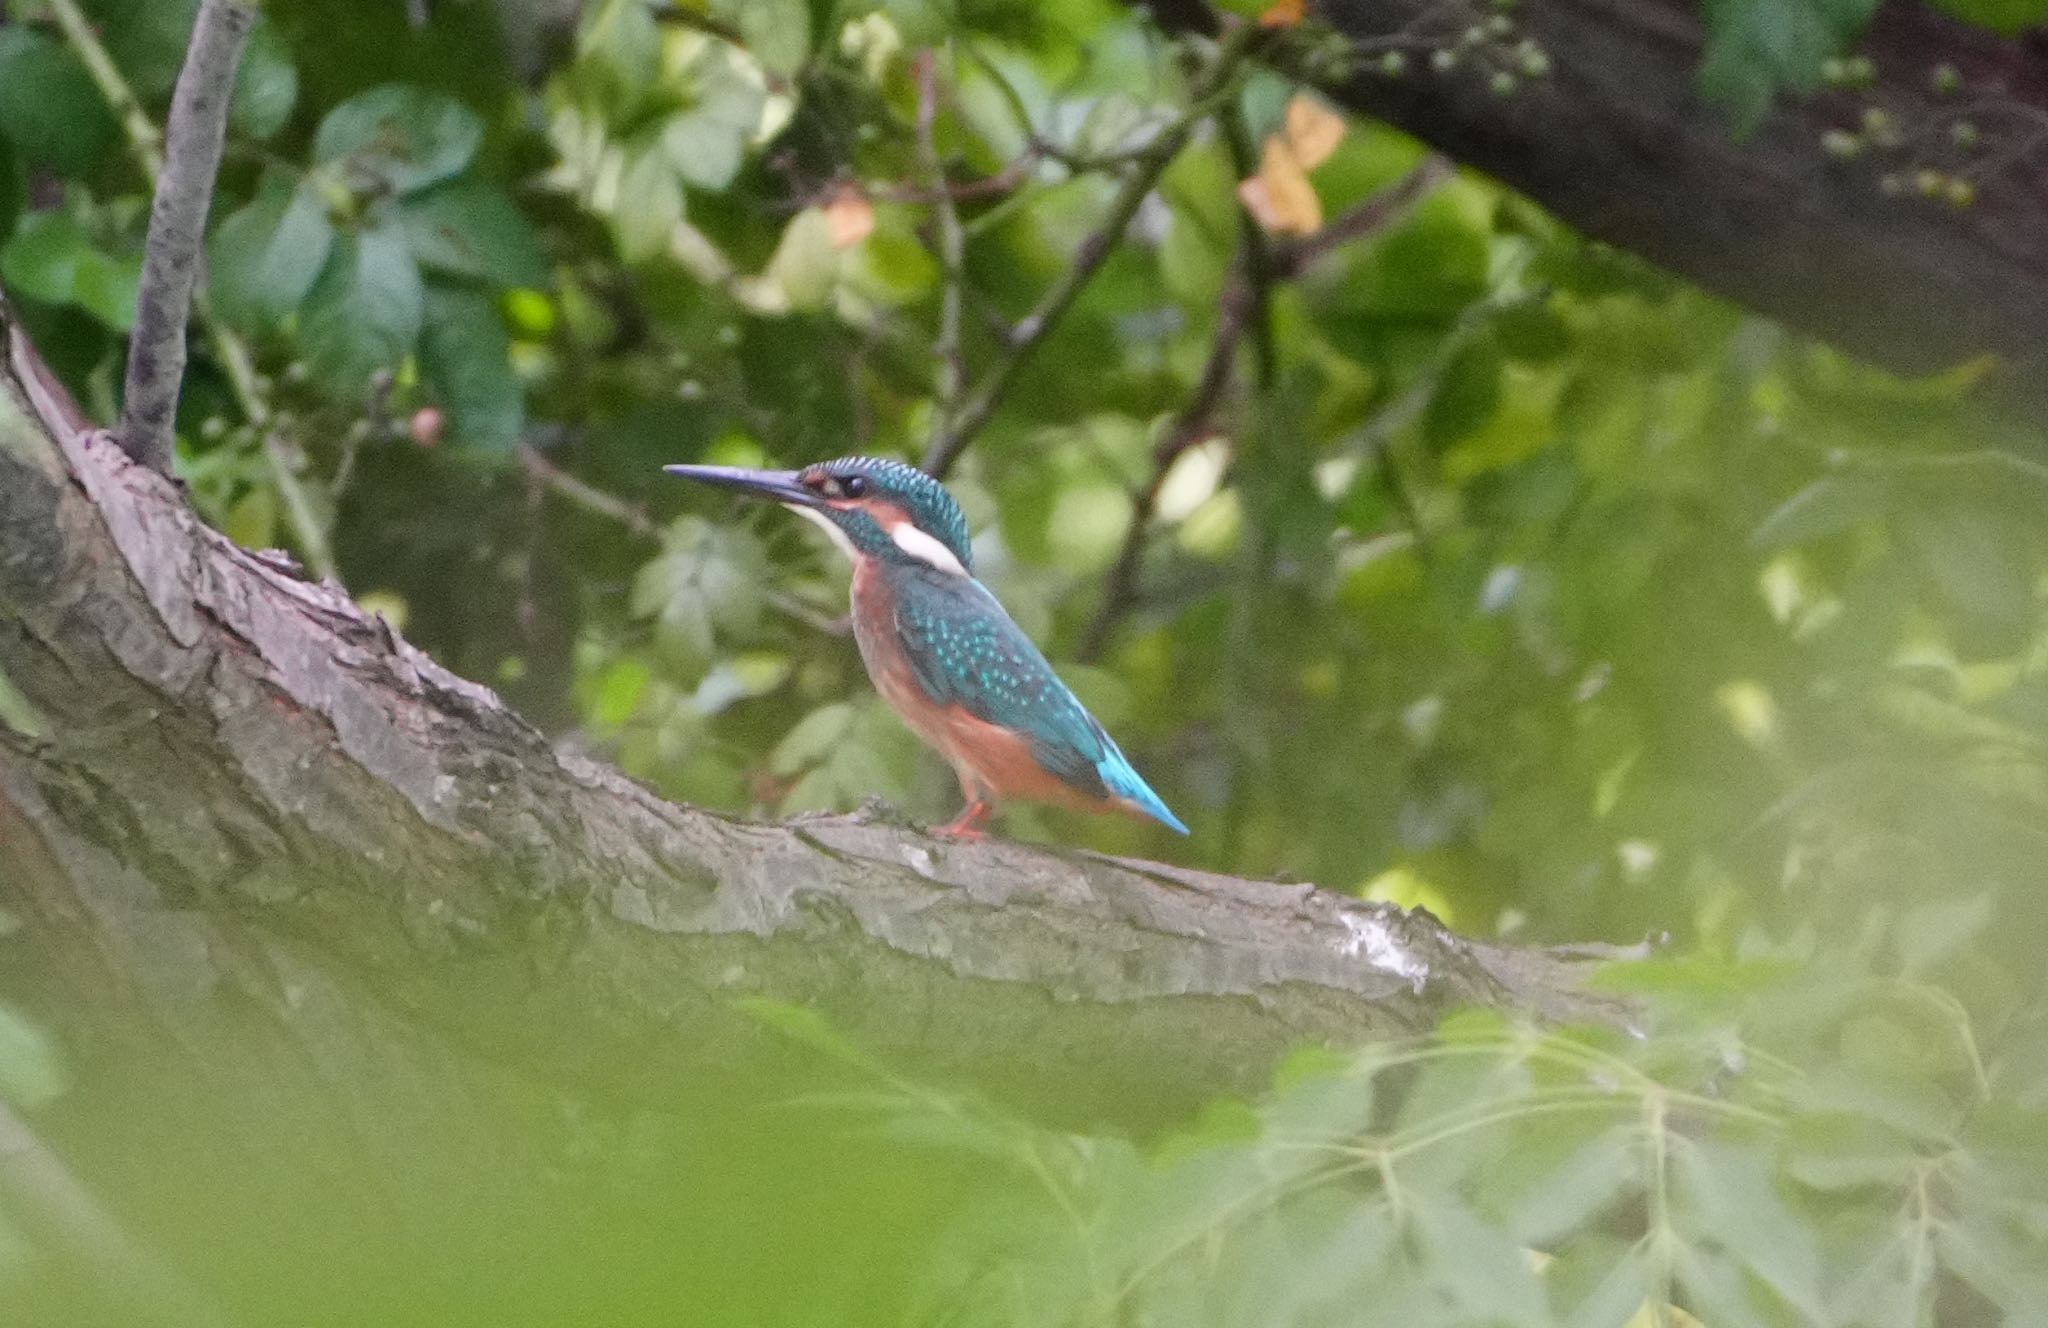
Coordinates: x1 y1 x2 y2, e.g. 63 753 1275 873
2 0 2047 1324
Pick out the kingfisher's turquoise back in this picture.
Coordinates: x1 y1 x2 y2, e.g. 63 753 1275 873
886 564 1187 833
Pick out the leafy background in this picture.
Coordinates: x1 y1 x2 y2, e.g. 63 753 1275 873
2 0 2047 1324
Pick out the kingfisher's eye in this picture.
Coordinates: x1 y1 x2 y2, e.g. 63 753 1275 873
842 475 870 498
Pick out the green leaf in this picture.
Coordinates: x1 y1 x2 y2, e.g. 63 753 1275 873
398 181 549 288
576 0 662 117
231 16 299 140
209 178 335 328
419 285 523 451
1424 333 1505 448
630 517 770 663
0 211 90 306
614 143 685 262
298 221 425 395
0 211 140 329
1411 1196 1550 1326
1699 0 1881 134
712 0 811 78
659 44 769 191
1674 1139 1827 1319
1929 0 2048 34
1750 472 1893 548
771 703 856 777
315 84 483 196
0 28 116 175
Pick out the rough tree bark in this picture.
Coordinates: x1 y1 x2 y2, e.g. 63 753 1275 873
0 295 1613 1145
1143 0 2048 412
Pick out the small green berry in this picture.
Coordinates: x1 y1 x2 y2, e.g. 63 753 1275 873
1431 48 1458 73
1845 55 1875 85
1950 120 1979 150
1490 70 1517 96
1946 177 1976 207
200 416 227 441
1821 57 1850 86
1461 24 1487 47
1519 47 1550 78
1379 51 1407 76
1821 130 1862 160
1931 63 1961 95
1914 168 1945 197
1487 13 1513 36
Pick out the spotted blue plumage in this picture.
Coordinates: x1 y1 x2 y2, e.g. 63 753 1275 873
890 565 1189 834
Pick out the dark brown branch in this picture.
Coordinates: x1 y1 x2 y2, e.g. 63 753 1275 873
118 0 256 475
1172 0 2048 411
921 21 1266 479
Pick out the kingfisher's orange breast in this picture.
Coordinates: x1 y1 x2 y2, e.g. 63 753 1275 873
849 561 1122 814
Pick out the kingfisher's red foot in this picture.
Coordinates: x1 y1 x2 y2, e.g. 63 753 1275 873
932 800 992 840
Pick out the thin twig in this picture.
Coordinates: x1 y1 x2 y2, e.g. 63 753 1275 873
920 21 1265 478
1078 257 1255 662
520 444 658 538
118 0 257 475
52 0 340 580
917 48 968 454
43 0 165 178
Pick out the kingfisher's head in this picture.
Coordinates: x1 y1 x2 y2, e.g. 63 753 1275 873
664 455 973 576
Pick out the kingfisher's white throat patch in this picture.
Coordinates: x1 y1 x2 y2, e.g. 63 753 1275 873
888 522 970 576
786 503 859 562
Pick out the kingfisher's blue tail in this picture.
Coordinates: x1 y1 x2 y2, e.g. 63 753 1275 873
1096 749 1190 835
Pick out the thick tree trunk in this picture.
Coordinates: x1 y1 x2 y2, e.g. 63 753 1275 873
0 297 1612 1151
1183 0 2048 411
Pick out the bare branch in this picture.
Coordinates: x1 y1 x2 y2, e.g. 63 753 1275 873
921 21 1266 479
521 443 660 539
118 0 257 476
918 48 968 456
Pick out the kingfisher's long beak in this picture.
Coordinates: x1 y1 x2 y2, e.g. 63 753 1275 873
662 464 822 507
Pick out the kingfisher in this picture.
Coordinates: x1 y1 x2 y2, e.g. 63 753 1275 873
663 456 1188 840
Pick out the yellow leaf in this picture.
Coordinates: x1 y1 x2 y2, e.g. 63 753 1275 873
1238 138 1322 235
1283 93 1345 170
1237 95 1345 235
823 185 876 249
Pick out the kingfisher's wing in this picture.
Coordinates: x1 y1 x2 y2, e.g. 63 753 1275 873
890 567 1188 834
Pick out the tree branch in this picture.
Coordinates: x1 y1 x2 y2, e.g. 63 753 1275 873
0 303 1620 1132
1130 0 2048 413
917 48 968 456
117 0 256 476
921 21 1265 478
52 0 337 579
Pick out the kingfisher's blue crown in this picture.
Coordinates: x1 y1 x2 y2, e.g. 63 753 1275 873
806 456 973 574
